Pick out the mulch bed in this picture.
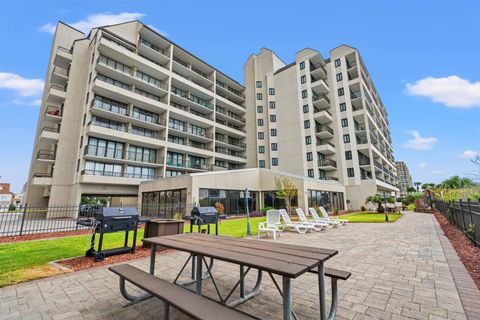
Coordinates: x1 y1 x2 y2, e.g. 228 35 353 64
58 247 175 271
434 212 480 289
0 229 92 244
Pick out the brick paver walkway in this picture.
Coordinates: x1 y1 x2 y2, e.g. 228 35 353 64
1 212 478 320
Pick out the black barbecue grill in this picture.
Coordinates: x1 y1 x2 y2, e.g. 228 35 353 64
186 206 222 234
77 207 143 262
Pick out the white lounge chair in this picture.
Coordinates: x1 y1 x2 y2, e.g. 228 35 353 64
308 207 340 228
258 210 284 240
279 209 314 234
319 207 348 225
295 208 328 231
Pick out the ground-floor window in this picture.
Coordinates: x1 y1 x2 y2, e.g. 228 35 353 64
307 190 345 212
141 189 187 218
263 191 298 210
198 189 257 215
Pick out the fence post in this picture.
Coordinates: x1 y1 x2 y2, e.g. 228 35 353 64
467 199 474 227
459 199 466 231
19 203 28 236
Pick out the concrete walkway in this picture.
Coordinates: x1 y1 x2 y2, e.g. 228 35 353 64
1 212 478 320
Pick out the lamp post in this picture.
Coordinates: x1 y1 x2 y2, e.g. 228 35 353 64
383 192 389 222
244 188 252 236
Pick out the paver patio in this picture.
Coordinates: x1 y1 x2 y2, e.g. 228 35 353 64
1 212 479 320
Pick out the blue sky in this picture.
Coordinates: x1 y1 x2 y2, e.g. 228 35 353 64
0 0 479 192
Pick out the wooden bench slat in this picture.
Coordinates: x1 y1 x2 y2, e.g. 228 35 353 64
143 237 312 278
308 267 351 280
166 235 327 267
183 233 331 261
109 264 254 320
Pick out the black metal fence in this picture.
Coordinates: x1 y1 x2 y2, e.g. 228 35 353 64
0 203 195 237
434 199 480 247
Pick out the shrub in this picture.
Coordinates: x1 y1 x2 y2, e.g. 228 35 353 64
360 206 367 212
407 203 415 211
249 211 264 217
333 208 339 215
8 203 16 211
173 212 183 220
261 206 275 215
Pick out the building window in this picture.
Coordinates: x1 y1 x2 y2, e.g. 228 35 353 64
271 143 278 151
303 105 309 113
269 101 276 109
270 115 276 122
302 90 308 98
341 118 348 127
79 136 83 148
76 159 80 172
88 72 92 84
257 119 264 126
300 61 305 70
270 129 277 136
257 93 263 100
334 59 341 67
304 120 310 129
306 152 313 161
269 88 275 95
308 169 314 178
300 75 306 84
256 81 262 88
338 88 345 96
258 132 264 140
343 134 350 143
305 136 312 145
339 102 347 112
336 73 343 82
257 105 263 113
345 150 352 160
347 168 355 177
259 146 265 153
259 160 265 168
272 158 278 166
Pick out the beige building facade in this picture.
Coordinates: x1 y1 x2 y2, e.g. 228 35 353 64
25 20 397 212
395 161 412 196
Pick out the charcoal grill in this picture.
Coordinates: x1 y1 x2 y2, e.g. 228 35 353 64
186 206 221 234
77 207 142 262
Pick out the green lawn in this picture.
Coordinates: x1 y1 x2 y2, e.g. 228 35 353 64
0 217 265 287
343 211 403 223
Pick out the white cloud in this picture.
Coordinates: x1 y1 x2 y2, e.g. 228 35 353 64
40 12 146 34
0 72 44 96
418 162 428 168
403 130 438 150
431 170 444 175
406 76 480 109
461 150 479 159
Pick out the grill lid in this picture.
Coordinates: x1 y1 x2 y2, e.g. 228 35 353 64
95 207 139 220
191 206 218 216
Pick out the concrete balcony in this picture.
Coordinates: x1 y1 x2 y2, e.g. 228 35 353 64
315 125 334 139
318 159 337 171
46 85 66 104
53 46 72 69
36 150 56 163
44 105 62 123
313 109 333 124
39 127 60 143
312 93 330 110
311 78 329 94
51 66 68 86
310 63 327 80
32 173 52 186
316 141 336 155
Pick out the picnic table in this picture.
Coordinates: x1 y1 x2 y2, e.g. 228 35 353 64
121 233 339 319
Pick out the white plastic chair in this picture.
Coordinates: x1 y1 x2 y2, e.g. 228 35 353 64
319 207 348 225
308 207 340 228
279 209 314 234
258 210 284 240
295 208 328 231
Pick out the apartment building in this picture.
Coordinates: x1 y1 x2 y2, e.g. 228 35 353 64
395 161 412 196
244 46 398 209
25 21 248 207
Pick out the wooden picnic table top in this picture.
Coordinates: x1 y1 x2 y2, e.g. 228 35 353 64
143 233 337 278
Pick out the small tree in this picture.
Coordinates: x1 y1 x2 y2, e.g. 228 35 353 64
366 194 384 213
274 177 298 214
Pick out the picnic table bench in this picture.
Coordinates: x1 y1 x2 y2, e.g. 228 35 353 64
110 233 350 320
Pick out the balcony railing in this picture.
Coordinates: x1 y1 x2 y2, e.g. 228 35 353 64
166 159 211 170
350 91 362 99
310 63 327 77
316 141 335 148
84 145 124 160
81 170 157 179
173 56 214 82
168 124 213 140
33 172 52 178
359 158 371 166
355 123 367 132
171 87 213 110
170 102 212 120
215 137 246 149
139 38 169 57
374 160 382 170
37 150 56 161
312 93 330 104
215 106 246 123
215 148 247 159
126 151 161 164
314 108 332 117
41 126 60 134
216 80 245 99
315 125 334 135
45 105 62 117
57 46 72 54
318 159 337 168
